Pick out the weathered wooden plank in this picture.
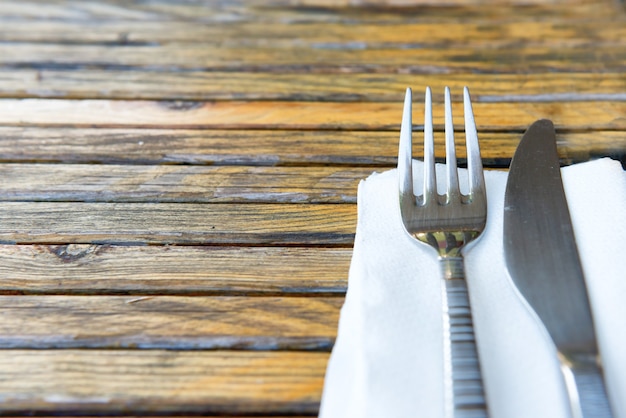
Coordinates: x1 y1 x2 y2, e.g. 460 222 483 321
0 350 329 415
0 128 622 166
0 295 341 349
1 20 624 46
0 245 349 295
2 70 625 102
0 164 369 203
0 127 401 165
0 202 356 245
0 0 617 23
0 99 624 131
1 43 624 73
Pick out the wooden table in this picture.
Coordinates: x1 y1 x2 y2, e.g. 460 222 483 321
0 0 624 416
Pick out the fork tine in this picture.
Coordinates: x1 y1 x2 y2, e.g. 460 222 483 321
398 87 413 198
423 87 436 205
463 87 485 196
444 87 460 202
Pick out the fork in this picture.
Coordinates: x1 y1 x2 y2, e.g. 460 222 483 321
398 86 488 418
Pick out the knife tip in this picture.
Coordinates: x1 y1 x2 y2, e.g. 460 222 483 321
530 119 555 131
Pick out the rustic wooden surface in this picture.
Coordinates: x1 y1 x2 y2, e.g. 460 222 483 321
0 0 624 416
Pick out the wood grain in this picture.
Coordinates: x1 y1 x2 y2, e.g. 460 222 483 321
0 1 618 23
0 202 356 245
0 295 341 349
0 245 349 295
2 70 625 101
1 43 625 73
1 20 625 46
0 164 369 203
0 128 622 166
0 99 624 130
0 350 329 415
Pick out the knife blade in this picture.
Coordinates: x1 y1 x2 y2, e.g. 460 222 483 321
503 119 613 418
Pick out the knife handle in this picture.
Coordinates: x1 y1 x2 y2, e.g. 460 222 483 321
559 352 613 418
440 259 488 418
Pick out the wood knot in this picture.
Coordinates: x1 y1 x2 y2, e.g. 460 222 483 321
51 244 98 262
158 101 204 111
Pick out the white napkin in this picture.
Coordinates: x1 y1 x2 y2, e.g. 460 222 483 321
319 158 626 418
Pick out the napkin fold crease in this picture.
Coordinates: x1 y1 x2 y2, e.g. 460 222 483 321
319 158 626 418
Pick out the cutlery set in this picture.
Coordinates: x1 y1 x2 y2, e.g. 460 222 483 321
397 88 613 417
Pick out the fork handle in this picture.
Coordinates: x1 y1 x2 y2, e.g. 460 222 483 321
440 257 488 418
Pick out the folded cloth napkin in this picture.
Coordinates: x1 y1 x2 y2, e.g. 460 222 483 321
319 158 626 418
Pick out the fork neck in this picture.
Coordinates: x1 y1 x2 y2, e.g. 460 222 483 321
415 230 480 280
415 231 479 256
439 257 464 280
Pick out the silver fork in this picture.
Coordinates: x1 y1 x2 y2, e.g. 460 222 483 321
398 86 488 418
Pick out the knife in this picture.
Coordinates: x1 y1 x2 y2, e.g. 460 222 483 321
503 119 613 418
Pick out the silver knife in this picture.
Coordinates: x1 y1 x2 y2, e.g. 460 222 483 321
503 119 613 418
